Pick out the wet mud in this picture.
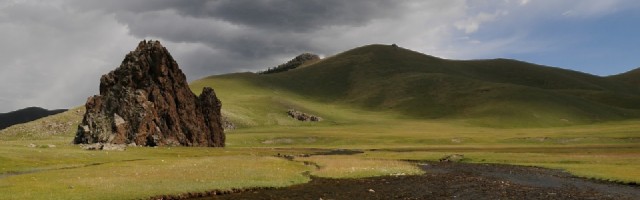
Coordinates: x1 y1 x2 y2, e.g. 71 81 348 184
198 162 639 200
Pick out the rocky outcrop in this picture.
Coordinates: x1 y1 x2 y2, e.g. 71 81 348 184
221 115 236 131
259 53 320 74
287 109 322 122
73 40 225 147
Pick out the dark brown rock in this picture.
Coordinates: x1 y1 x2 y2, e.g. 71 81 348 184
287 109 322 122
221 115 236 131
439 154 464 162
80 143 127 151
259 53 321 74
73 40 225 147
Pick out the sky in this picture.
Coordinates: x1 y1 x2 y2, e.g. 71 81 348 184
1 0 639 113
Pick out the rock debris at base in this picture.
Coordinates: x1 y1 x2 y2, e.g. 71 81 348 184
287 109 323 122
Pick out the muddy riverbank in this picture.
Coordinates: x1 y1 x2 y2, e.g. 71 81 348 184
173 161 640 200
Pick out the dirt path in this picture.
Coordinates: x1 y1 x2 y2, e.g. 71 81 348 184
203 162 639 200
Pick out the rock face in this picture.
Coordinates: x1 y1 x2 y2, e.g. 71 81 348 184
287 109 323 122
259 53 320 74
73 40 225 147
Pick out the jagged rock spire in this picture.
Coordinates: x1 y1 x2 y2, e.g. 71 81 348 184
74 40 225 147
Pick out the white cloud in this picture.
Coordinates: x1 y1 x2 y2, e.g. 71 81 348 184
454 10 508 34
561 0 621 17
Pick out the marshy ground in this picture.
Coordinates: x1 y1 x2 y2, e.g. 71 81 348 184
208 161 640 200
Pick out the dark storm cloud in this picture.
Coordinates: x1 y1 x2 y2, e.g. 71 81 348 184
73 0 401 32
67 0 407 66
185 0 401 31
113 9 316 59
0 0 466 112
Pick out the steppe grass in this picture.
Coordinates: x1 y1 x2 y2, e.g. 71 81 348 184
296 155 423 178
226 118 640 149
1 115 639 199
1 62 639 199
0 155 311 200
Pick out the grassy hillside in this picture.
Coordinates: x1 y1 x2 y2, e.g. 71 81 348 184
195 44 640 127
0 107 67 130
2 44 639 199
609 67 640 88
0 107 83 140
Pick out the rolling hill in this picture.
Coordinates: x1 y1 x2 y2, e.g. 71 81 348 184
193 44 640 127
3 44 640 200
0 107 67 130
609 67 640 88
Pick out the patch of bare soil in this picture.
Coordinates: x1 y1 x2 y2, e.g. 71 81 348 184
200 162 639 200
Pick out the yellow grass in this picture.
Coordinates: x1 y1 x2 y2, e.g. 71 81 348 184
0 155 311 200
296 155 423 178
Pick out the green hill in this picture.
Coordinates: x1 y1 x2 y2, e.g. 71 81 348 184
193 44 640 127
0 107 67 130
2 44 640 199
608 67 640 88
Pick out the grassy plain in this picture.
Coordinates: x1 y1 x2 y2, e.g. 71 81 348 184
193 71 640 185
1 45 639 199
1 107 638 199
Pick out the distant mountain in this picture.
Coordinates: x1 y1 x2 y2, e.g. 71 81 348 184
199 44 640 127
0 107 67 130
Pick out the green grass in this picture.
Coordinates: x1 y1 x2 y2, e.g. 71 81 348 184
187 58 640 186
2 44 640 199
0 153 311 200
210 44 640 127
609 67 640 87
296 155 423 178
0 106 84 140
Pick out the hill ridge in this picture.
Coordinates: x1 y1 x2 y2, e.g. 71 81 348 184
194 44 640 127
0 107 67 130
608 67 640 87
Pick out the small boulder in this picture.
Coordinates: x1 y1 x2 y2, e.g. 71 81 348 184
80 143 126 151
439 154 465 162
221 115 236 131
259 53 320 74
81 143 103 150
102 143 126 151
287 109 323 122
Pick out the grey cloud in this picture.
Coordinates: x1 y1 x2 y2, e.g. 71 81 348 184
116 10 317 59
0 1 139 112
69 0 406 66
72 0 402 32
193 0 401 31
0 0 470 113
12 0 626 113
